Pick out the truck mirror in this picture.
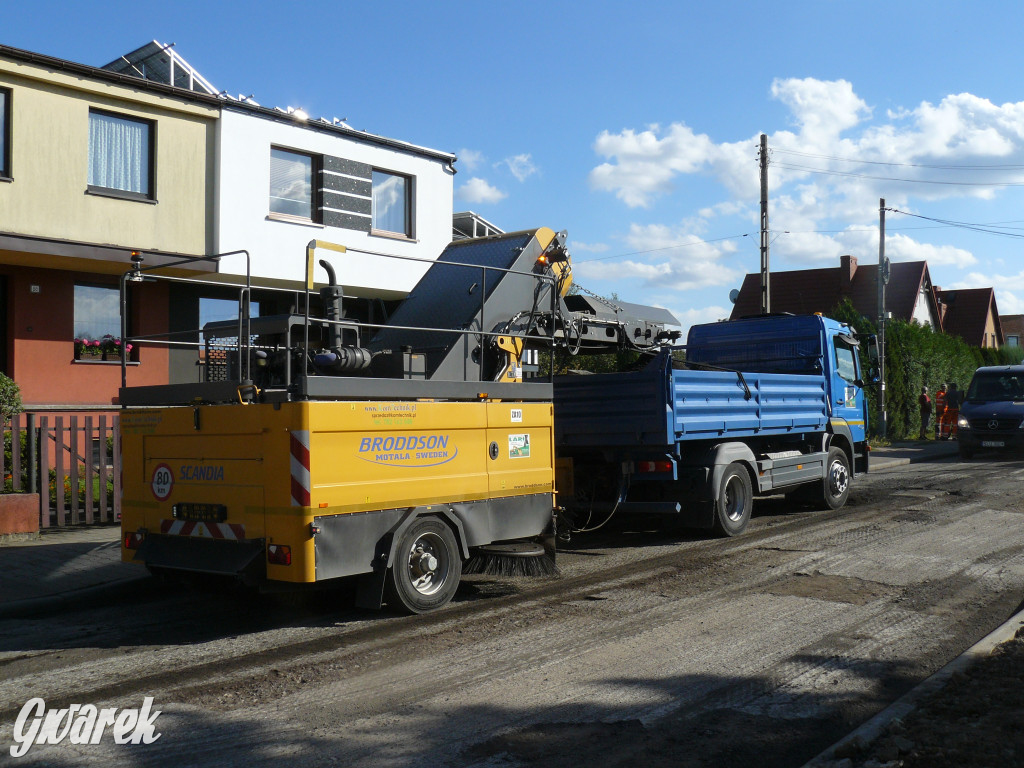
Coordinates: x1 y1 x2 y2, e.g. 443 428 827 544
860 335 880 384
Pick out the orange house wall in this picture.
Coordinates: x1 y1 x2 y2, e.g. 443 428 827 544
7 269 170 407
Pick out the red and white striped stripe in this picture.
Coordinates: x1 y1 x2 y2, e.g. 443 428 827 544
160 519 245 540
290 429 311 507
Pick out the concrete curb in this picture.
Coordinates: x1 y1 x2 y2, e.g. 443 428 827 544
801 605 1024 767
0 573 152 621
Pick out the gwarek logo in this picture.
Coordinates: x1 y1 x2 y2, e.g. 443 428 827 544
9 697 162 758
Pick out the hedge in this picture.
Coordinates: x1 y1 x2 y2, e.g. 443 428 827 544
829 298 1024 439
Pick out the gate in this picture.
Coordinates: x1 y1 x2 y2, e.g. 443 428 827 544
1 412 121 527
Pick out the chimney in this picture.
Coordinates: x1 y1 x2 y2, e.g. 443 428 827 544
840 254 857 293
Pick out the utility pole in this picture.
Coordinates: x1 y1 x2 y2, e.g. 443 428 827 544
877 198 888 439
759 134 770 315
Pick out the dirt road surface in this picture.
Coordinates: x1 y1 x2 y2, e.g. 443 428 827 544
1 456 1022 767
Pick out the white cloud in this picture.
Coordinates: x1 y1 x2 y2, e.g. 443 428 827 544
576 223 741 291
456 177 507 204
953 268 1024 291
570 241 609 253
995 291 1024 314
501 154 538 182
770 77 870 139
589 123 716 207
457 148 484 172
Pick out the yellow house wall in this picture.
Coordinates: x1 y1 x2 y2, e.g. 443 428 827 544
0 57 217 256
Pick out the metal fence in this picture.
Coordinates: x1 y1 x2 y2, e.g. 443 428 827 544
2 412 121 527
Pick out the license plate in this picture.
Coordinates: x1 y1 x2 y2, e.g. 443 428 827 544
982 441 1005 448
172 502 227 523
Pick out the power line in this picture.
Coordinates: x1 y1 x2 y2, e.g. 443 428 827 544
773 161 1024 187
772 147 1024 171
885 208 1024 239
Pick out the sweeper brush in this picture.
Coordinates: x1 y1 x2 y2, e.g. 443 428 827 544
463 542 560 578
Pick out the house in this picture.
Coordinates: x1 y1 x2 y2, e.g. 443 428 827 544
0 41 221 410
729 255 942 330
934 288 1003 348
0 40 460 403
1001 315 1023 347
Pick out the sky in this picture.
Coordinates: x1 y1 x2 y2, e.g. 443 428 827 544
7 0 1024 335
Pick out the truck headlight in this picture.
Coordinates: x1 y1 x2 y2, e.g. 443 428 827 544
957 416 970 429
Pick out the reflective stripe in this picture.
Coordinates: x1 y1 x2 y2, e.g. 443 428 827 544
290 430 312 507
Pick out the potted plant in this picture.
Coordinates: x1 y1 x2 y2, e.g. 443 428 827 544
75 334 133 361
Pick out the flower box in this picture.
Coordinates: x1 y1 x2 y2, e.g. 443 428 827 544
74 335 133 362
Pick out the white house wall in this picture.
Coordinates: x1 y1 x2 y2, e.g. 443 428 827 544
215 108 454 295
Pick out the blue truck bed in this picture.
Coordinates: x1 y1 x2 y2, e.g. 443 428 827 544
554 350 828 450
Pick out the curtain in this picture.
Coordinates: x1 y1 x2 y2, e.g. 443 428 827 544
88 112 148 194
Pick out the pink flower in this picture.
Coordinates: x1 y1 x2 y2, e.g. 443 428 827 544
92 340 101 347
126 344 133 352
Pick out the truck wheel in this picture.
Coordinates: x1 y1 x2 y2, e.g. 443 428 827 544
713 463 752 537
820 447 851 510
385 517 462 614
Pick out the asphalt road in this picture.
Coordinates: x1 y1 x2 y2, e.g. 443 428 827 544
2 454 1022 767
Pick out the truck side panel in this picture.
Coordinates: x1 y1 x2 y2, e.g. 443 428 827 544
554 352 828 451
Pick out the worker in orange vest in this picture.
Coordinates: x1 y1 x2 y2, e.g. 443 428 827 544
934 384 947 439
942 382 961 440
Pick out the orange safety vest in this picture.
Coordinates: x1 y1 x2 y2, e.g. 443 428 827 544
935 390 947 412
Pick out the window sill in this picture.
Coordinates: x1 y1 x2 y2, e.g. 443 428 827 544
0 175 11 183
266 213 324 228
86 186 157 204
73 359 140 366
370 229 417 243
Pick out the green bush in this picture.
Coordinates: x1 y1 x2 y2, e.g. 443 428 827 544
0 373 22 419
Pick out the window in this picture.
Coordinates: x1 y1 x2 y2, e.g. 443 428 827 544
1008 335 1020 347
0 87 10 178
269 148 315 219
834 339 858 383
88 109 154 199
74 284 129 361
372 170 411 236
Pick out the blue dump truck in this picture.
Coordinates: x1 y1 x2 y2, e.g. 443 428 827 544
554 314 878 536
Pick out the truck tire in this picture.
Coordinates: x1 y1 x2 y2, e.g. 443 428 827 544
385 517 462 614
713 463 752 537
820 447 851 510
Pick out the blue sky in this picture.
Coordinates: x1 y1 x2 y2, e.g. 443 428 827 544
8 1 1024 334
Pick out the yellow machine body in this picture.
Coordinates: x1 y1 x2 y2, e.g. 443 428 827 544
120 400 555 584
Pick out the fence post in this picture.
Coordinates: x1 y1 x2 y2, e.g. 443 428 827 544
85 416 95 524
12 414 21 492
38 416 49 528
69 415 80 523
98 416 109 523
54 416 66 526
1 415 6 490
28 413 37 504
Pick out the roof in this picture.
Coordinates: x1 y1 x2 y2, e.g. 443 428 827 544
730 258 931 323
935 288 1003 346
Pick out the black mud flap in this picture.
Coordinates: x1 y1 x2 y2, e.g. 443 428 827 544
135 535 265 580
